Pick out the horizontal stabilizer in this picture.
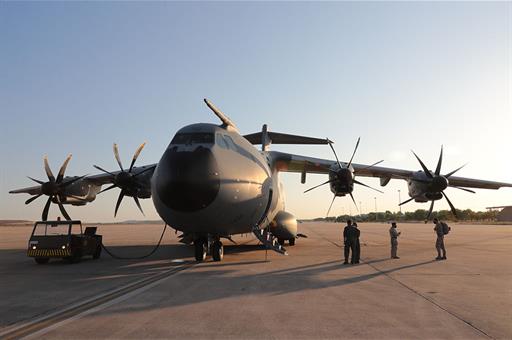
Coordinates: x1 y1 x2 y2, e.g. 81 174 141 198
244 131 330 145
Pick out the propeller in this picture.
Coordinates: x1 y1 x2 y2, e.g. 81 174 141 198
94 143 153 217
23 155 87 221
401 146 473 219
304 138 384 217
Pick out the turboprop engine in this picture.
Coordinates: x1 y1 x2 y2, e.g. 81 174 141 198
270 211 297 240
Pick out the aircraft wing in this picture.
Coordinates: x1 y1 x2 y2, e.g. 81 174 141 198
269 151 512 190
269 151 411 178
9 185 42 195
9 164 157 195
85 164 157 186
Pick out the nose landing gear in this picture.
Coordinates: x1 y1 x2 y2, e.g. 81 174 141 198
193 236 224 262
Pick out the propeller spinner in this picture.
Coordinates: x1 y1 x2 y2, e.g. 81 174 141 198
94 143 153 217
304 138 383 217
23 155 87 221
400 146 474 220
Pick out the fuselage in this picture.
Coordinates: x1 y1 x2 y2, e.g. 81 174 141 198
151 123 285 236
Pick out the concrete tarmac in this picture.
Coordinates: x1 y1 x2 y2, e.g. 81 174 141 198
0 222 511 339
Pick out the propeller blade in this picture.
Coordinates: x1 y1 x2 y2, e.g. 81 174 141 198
129 142 146 173
113 143 124 171
304 179 333 193
426 200 435 220
57 201 72 220
114 190 125 217
442 191 458 218
133 196 145 216
98 184 117 194
132 165 156 178
399 195 420 206
434 146 443 176
43 155 55 182
444 164 467 178
326 194 336 217
349 192 358 210
93 165 116 177
328 142 343 169
60 175 87 188
25 194 42 205
347 137 360 168
56 154 72 183
353 179 384 193
357 160 384 171
451 186 476 194
42 196 52 221
27 176 45 185
411 150 433 179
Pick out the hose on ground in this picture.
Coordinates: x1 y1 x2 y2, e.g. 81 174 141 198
101 223 169 260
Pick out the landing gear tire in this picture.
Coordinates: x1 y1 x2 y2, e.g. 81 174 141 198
278 238 285 246
194 239 207 262
212 240 224 262
289 238 296 246
35 257 49 264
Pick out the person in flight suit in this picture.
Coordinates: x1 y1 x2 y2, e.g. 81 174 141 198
353 222 361 264
433 218 447 260
343 220 358 264
389 221 401 259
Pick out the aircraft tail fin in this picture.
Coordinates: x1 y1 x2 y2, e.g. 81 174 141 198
204 99 238 131
244 125 330 151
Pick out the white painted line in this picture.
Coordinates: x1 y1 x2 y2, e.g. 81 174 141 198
21 267 187 340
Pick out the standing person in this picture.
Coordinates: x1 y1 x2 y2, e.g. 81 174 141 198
433 218 448 260
389 222 401 259
343 220 357 265
353 222 361 264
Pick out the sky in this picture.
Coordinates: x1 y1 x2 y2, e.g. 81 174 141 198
1 2 511 222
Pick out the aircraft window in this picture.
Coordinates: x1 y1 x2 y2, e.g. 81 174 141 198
223 135 238 150
171 133 214 145
33 223 70 236
216 134 229 149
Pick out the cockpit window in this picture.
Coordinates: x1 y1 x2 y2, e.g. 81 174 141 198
171 133 214 145
215 134 229 149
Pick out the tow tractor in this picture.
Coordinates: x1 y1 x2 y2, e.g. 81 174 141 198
27 220 102 264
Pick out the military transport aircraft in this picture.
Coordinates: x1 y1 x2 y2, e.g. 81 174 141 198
9 99 512 261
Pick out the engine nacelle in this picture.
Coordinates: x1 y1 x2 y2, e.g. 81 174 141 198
52 179 101 206
329 167 354 197
270 211 297 240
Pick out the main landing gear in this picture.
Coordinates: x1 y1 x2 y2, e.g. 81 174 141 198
194 236 224 262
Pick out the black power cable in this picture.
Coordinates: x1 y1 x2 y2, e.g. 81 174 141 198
101 223 169 260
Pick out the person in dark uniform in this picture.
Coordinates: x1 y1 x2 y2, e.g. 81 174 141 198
343 220 358 264
389 221 401 259
353 222 361 264
433 218 447 260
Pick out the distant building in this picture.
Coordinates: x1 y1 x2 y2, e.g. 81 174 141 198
486 206 512 222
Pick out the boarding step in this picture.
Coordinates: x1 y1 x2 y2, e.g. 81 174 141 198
252 226 288 255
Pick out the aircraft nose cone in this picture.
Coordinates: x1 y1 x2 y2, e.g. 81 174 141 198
155 146 220 212
432 176 448 192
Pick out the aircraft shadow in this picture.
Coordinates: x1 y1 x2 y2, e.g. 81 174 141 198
88 256 437 318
